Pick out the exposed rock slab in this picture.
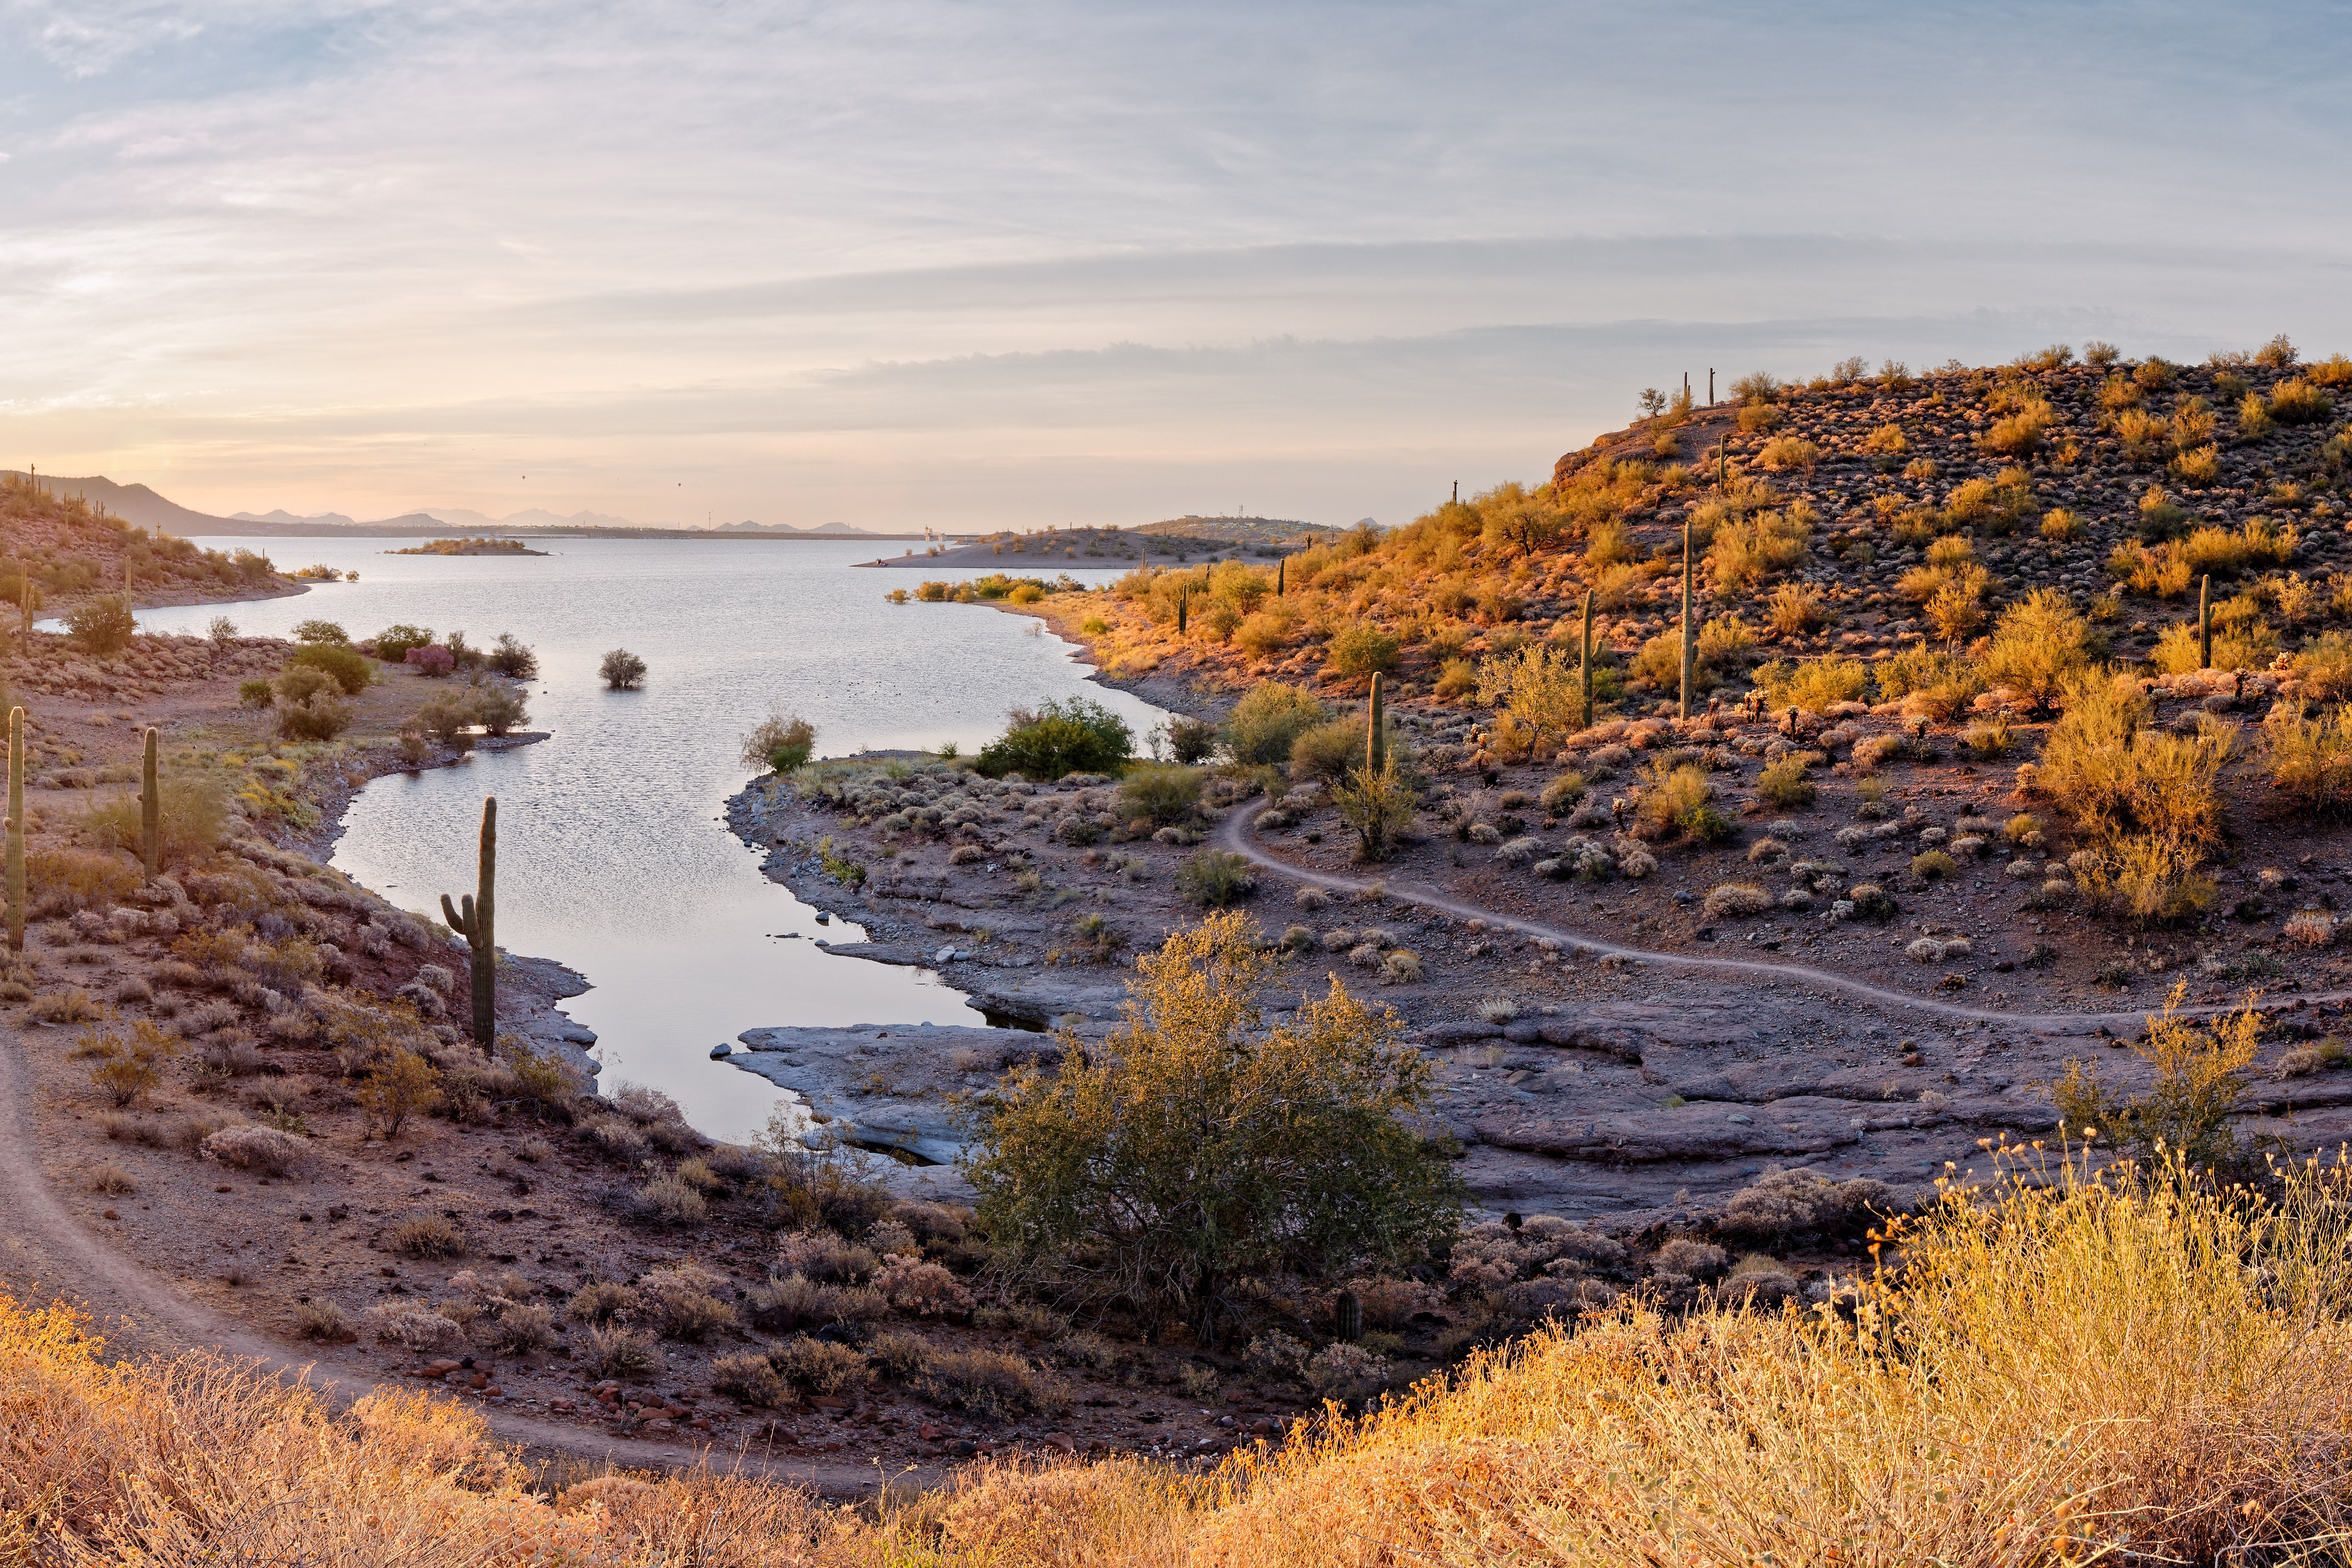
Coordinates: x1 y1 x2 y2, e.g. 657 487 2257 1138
730 1021 1060 1167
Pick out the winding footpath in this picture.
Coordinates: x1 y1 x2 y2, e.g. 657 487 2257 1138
1213 810 2329 1035
0 1024 914 1500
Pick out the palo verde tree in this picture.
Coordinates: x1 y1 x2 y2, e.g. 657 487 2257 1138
966 912 1461 1345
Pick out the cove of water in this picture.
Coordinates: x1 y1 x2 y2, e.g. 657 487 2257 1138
136 538 1170 1143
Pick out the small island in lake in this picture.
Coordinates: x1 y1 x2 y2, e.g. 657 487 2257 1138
389 535 546 555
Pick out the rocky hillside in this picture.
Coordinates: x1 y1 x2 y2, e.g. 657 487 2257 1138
0 472 295 616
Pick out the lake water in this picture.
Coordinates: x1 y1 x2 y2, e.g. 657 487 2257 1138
136 538 1169 1142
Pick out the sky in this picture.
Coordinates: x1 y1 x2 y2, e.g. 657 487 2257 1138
2 1 2349 531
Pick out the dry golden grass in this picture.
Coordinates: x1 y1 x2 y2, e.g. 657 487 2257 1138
23 1143 2352 1564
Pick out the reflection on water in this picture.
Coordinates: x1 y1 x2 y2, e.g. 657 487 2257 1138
138 538 1168 1142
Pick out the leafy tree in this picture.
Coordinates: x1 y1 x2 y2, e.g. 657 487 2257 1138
291 618 348 645
742 710 818 773
1475 643 1583 746
967 913 1462 1343
371 624 435 662
1334 753 1419 860
489 633 539 679
599 648 648 690
65 594 136 657
974 696 1131 779
1223 682 1325 766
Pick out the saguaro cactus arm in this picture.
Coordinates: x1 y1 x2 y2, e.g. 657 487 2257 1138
437 797 497 1051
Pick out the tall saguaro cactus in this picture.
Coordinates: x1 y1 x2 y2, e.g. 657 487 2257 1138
139 727 160 879
1678 515 1696 721
2199 574 2213 670
1275 557 1284 597
1579 587 1596 730
1366 670 1386 775
7 707 24 953
440 797 498 1051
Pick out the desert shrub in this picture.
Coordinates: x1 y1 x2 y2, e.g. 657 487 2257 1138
1479 642 1589 741
967 912 1460 1340
2264 705 2352 818
1305 1342 1395 1404
639 1263 736 1339
710 1352 788 1408
285 643 371 695
2108 540 2194 598
385 1215 466 1260
2270 378 2334 425
1757 755 1815 809
276 694 352 742
2293 633 2352 701
65 595 137 657
630 1174 709 1227
872 1254 976 1317
1225 683 1326 766
1981 590 2100 711
2149 616 2277 675
28 989 104 1024
2038 673 2229 855
566 1280 638 1325
371 624 434 662
975 696 1131 779
2055 987 2259 1173
1333 756 1420 861
1911 850 1957 881
2041 508 2087 542
1539 772 1587 816
741 710 817 773
355 1050 440 1138
1720 1168 1891 1242
1119 763 1204 825
1163 714 1219 764
771 1336 871 1395
1325 624 1402 677
1706 510 1809 597
1175 849 1256 908
1751 655 1869 714
488 633 538 678
586 1324 659 1378
1634 761 1717 841
477 1302 555 1356
1702 883 1771 919
202 1125 307 1177
598 649 647 690
290 618 348 645
1756 436 1819 473
292 1300 349 1341
361 1303 464 1353
80 774 230 867
1652 1238 1729 1278
1288 717 1369 784
916 1347 1068 1419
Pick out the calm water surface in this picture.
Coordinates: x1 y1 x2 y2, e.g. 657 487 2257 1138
138 538 1168 1141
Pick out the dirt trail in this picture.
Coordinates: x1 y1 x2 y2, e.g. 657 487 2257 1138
1214 811 2322 1035
0 1024 917 1501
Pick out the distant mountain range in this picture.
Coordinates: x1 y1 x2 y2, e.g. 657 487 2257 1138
232 506 881 536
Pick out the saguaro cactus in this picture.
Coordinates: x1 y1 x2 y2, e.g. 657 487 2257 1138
2199 574 2213 670
1366 670 1386 775
6 707 23 953
139 727 160 878
440 796 498 1051
1275 557 1284 597
1176 594 1188 635
1679 515 1696 721
1579 587 1596 730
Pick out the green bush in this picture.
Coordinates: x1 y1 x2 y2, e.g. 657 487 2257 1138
371 624 435 662
741 711 818 773
291 618 348 645
975 696 1133 779
967 913 1461 1339
1175 850 1256 908
277 695 352 742
1538 772 1586 815
1751 656 1870 714
1119 763 1205 825
1758 755 1816 809
237 679 275 710
274 665 334 706
287 643 371 695
65 595 136 657
1165 715 1219 764
1225 682 1326 766
488 633 538 679
1325 624 1401 677
1290 717 1369 784
599 649 648 690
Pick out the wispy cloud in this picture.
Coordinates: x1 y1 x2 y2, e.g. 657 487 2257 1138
1 1 2348 525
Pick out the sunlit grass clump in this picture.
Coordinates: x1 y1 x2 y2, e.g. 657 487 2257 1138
18 1145 2352 1563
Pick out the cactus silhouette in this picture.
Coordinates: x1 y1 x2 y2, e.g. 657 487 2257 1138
140 727 160 878
6 707 22 952
440 796 498 1051
1579 587 1595 730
